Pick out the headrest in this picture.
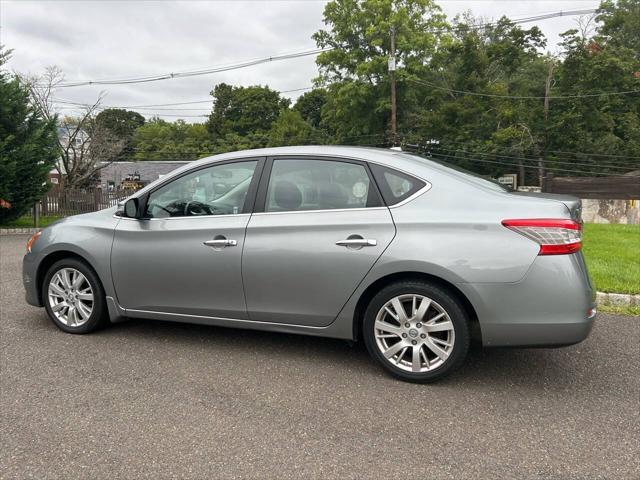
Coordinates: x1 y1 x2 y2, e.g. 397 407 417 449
273 180 302 211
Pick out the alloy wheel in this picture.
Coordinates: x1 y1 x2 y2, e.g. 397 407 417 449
374 294 455 373
47 267 94 327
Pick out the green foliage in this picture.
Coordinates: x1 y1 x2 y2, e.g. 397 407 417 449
582 223 640 295
132 119 214 161
268 110 314 147
0 47 58 224
208 83 290 138
94 108 145 160
313 0 448 141
293 89 327 128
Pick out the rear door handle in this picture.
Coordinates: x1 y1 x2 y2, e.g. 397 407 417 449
336 238 377 247
204 238 237 248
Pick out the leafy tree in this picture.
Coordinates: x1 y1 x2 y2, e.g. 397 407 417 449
268 110 314 146
313 0 449 141
403 16 550 183
545 1 640 174
0 47 58 223
208 83 290 138
133 119 214 161
94 108 145 161
293 88 328 128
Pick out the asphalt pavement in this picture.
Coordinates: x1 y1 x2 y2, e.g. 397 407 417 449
1 234 638 479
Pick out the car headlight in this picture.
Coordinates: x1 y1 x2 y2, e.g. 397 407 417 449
26 231 42 253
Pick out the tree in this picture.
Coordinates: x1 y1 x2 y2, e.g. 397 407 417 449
545 2 640 174
132 118 215 161
24 67 126 188
267 110 314 146
293 88 328 128
94 108 145 161
313 0 449 142
0 48 58 223
207 83 290 139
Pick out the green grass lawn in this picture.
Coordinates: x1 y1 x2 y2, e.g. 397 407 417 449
582 223 639 295
0 215 63 229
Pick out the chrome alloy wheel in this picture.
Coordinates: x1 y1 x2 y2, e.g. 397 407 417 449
47 268 94 327
374 294 455 373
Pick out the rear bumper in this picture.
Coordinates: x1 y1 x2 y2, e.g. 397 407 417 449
458 253 596 347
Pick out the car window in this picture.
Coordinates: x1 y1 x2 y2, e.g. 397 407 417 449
266 159 377 212
145 161 257 218
369 164 426 205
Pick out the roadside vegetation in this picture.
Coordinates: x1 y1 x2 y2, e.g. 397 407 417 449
1 215 62 228
583 224 640 295
583 223 640 316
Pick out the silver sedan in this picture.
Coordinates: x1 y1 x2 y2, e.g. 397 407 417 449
23 146 596 382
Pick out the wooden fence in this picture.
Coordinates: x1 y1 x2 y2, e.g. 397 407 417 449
41 188 136 217
542 175 640 200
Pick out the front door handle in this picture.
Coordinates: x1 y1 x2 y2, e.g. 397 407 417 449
204 238 237 248
336 238 377 247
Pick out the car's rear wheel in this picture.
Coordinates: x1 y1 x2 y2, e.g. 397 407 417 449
363 281 470 383
43 258 108 334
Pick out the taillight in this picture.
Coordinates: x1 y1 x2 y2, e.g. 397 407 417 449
501 219 582 255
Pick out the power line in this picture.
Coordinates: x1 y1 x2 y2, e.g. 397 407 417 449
406 77 640 100
426 145 640 171
422 150 616 177
52 86 312 110
49 49 329 88
430 138 640 165
43 9 597 89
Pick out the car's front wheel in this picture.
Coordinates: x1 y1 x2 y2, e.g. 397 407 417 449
43 258 108 334
363 281 470 383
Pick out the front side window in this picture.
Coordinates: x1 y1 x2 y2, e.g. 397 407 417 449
145 161 257 218
266 159 378 212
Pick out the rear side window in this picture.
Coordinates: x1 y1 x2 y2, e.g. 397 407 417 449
370 164 426 205
265 159 381 212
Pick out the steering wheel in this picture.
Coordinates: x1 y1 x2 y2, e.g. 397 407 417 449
147 202 173 216
184 201 213 216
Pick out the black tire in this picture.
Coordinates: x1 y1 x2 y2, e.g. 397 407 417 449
363 281 470 383
42 258 109 334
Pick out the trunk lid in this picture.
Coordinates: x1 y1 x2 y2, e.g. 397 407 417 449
511 192 582 222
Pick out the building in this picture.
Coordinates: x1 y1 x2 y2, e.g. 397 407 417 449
97 161 191 190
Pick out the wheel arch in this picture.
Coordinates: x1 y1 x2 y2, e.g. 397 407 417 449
352 271 482 343
36 250 103 306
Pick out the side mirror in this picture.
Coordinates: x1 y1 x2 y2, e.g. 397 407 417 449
124 198 140 218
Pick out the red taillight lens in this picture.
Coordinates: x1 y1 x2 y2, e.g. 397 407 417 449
502 219 582 255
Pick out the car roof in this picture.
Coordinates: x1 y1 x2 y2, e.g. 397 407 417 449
130 145 506 199
198 145 398 163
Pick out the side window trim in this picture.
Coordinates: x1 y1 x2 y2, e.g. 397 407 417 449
253 155 384 214
139 157 265 219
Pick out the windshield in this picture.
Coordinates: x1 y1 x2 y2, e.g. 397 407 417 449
398 152 512 192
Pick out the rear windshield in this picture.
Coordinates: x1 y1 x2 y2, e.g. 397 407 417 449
397 152 511 192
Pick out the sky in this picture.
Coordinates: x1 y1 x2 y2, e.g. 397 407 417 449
1 0 601 122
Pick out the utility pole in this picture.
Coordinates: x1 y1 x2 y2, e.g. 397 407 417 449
389 26 397 146
540 60 556 187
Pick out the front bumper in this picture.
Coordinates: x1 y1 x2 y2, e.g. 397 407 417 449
458 253 596 347
23 252 43 307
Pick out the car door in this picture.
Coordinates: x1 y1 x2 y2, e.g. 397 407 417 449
111 158 263 319
242 157 396 327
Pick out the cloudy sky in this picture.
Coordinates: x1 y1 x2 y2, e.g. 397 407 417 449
1 0 600 122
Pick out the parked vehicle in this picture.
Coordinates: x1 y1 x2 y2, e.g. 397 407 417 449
23 146 596 382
